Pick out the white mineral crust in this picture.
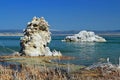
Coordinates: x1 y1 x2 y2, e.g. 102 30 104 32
63 30 106 42
20 17 62 56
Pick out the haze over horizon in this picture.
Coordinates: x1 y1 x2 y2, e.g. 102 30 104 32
0 0 120 31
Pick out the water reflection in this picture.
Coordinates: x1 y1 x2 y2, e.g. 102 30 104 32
63 42 99 65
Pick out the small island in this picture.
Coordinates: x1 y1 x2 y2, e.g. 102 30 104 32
62 30 106 42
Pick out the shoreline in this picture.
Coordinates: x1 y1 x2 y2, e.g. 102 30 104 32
0 33 120 36
0 33 23 36
0 55 120 80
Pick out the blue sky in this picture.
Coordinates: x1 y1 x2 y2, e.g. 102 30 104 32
0 0 120 30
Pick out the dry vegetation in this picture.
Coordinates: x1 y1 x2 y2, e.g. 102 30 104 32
0 56 120 80
0 65 70 80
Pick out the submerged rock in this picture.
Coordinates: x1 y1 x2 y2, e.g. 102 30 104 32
20 17 62 56
62 30 106 42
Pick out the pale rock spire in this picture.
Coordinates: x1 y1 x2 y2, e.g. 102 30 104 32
20 17 62 56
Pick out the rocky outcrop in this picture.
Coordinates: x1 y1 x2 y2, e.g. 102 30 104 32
62 30 106 42
20 17 62 56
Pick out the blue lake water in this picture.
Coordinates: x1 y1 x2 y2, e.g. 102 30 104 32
0 35 120 66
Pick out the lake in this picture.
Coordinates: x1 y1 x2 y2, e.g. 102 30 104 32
0 35 120 66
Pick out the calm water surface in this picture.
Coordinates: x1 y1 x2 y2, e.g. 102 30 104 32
0 35 120 66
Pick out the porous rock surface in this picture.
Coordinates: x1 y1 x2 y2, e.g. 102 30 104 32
20 17 62 56
63 30 106 42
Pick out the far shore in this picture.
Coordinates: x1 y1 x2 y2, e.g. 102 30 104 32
0 33 23 36
0 33 120 36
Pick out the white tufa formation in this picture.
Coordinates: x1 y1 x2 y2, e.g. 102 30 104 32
63 30 106 42
20 17 62 56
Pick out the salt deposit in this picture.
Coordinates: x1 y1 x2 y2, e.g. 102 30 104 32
20 17 62 56
63 30 106 42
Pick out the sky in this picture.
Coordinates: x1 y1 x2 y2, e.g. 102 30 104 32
0 0 120 31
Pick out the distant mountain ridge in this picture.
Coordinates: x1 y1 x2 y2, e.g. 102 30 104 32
0 29 22 33
0 29 120 35
51 30 120 35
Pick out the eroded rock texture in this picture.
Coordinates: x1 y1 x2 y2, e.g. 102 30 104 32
63 30 106 42
20 17 62 56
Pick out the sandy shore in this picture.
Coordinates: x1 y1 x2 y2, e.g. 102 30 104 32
0 33 23 36
0 33 120 36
